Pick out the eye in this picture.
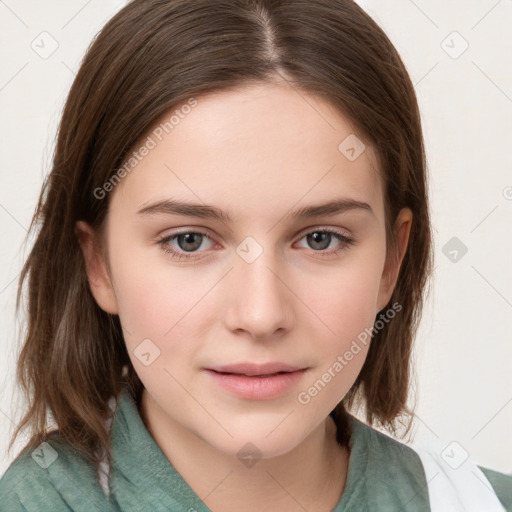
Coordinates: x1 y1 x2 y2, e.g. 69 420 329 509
157 230 215 261
296 228 354 257
157 227 355 262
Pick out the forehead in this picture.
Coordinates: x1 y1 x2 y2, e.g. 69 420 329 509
110 81 383 221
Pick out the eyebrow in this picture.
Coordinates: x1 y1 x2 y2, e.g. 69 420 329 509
136 197 374 223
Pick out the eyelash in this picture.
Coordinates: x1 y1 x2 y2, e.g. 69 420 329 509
157 228 355 262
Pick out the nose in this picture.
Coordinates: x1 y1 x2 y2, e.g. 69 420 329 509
223 243 293 341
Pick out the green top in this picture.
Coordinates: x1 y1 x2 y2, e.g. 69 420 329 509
1 387 511 511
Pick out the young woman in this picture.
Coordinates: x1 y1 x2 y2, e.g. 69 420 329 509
1 1 510 511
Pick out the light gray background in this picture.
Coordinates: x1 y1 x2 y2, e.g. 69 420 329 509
1 0 511 477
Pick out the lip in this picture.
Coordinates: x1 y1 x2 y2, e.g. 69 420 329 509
204 362 308 400
208 362 305 376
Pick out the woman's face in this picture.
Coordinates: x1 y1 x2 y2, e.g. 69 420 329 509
78 80 411 459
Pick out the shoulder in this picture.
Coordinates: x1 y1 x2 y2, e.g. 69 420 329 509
348 417 512 511
347 416 431 509
350 415 426 470
0 434 112 512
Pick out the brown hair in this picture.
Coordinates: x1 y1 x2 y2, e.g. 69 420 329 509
8 0 433 476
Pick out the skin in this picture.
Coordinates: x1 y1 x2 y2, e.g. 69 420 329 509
76 79 412 512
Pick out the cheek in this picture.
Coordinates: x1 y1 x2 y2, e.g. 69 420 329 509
107 239 216 375
296 278 378 408
300 255 385 338
107 229 194 325
293 249 385 399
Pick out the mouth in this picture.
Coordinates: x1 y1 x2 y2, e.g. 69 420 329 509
204 362 308 400
213 371 293 377
206 362 307 377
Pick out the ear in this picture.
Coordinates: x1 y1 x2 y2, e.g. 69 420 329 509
376 208 412 312
75 220 119 314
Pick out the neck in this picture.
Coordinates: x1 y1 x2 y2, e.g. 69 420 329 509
139 390 350 512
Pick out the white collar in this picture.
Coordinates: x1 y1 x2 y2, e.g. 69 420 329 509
409 437 506 511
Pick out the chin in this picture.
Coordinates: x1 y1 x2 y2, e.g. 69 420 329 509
199 424 309 462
